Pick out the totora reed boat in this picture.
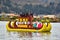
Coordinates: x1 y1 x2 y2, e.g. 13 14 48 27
6 13 52 32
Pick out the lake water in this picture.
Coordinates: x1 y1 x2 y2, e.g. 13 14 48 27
0 21 60 40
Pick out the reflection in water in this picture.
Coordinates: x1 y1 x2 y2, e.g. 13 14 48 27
7 31 51 40
17 32 51 38
18 32 32 38
0 21 60 40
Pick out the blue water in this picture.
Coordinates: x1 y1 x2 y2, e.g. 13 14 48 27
0 21 60 40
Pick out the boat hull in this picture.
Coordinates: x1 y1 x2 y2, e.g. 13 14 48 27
6 21 52 32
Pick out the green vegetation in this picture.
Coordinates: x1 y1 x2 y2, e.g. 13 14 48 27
0 15 18 21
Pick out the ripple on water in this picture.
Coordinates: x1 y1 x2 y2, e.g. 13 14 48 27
0 21 60 40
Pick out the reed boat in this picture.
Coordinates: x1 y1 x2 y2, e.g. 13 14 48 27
6 14 52 32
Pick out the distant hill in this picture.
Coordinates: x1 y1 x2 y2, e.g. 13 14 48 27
0 0 60 14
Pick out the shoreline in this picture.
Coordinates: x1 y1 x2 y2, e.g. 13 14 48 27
0 21 60 23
